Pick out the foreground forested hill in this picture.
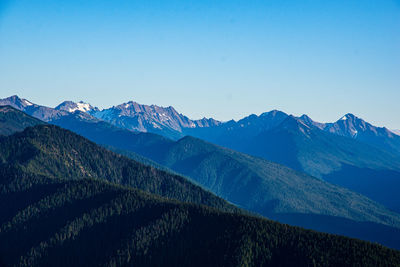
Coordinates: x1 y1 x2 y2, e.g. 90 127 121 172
1 168 399 267
0 106 45 136
0 124 239 214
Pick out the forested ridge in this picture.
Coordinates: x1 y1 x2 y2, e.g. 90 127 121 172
1 167 400 267
0 106 45 136
0 124 238 214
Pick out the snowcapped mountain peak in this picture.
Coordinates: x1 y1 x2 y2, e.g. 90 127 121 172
55 101 99 114
75 101 93 112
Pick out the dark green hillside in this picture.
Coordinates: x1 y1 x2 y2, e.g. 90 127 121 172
41 109 400 248
134 136 400 227
0 125 238 214
46 110 400 230
103 145 171 171
0 105 45 136
1 168 399 267
324 164 400 213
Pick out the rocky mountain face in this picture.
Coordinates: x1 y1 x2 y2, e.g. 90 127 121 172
0 96 104 127
183 110 289 148
0 95 34 110
0 96 221 140
325 114 391 138
0 95 67 121
297 114 326 129
323 114 400 155
91 101 221 139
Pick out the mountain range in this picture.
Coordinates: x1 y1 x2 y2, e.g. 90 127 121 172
85 100 219 139
2 102 400 249
3 95 399 155
51 97 400 156
4 95 398 213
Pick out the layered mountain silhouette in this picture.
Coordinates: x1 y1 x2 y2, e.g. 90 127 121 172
3 96 400 213
2 104 400 249
189 113 400 212
1 108 400 266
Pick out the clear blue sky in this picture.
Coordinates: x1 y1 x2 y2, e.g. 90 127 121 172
1 0 399 128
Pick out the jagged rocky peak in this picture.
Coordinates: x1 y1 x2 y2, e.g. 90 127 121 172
260 109 287 117
324 113 396 139
90 99 222 139
323 113 364 138
299 114 319 124
0 95 35 110
280 115 310 129
194 117 221 127
298 114 326 130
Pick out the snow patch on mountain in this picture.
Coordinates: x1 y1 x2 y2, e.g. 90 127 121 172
72 102 92 112
55 101 99 114
23 99 33 106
